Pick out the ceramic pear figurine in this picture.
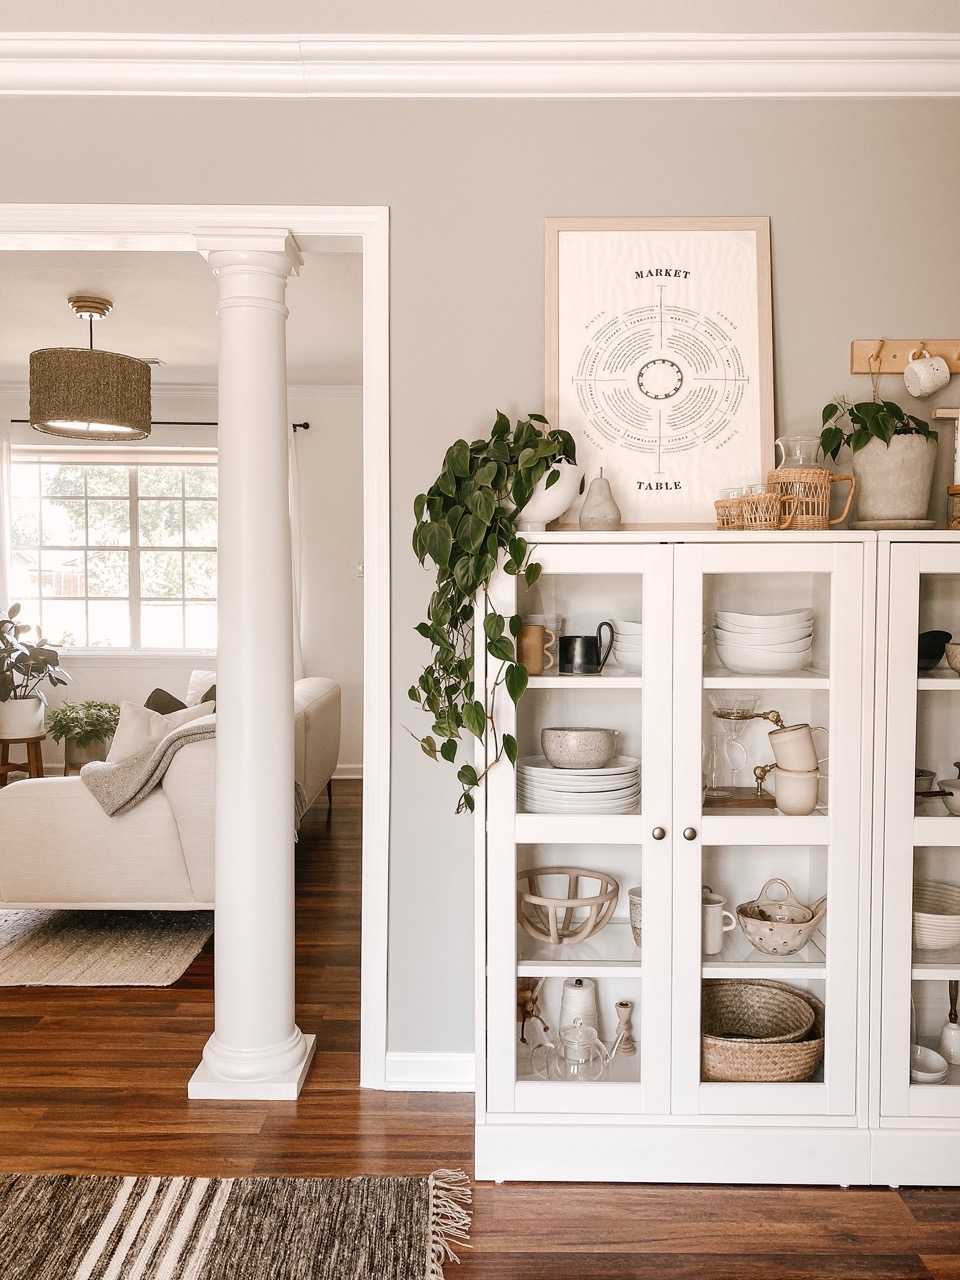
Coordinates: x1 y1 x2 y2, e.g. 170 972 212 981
579 468 622 531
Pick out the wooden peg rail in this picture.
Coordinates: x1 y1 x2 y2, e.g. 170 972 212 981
851 339 960 375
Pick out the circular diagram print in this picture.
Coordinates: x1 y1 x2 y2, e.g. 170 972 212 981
572 299 749 470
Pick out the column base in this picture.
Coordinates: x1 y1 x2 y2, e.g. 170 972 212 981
188 1033 316 1100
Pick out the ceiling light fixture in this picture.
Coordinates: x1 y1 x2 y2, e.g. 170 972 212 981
29 295 152 441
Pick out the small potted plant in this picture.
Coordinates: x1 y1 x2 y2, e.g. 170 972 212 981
820 397 938 525
47 698 121 770
0 604 70 737
411 411 579 813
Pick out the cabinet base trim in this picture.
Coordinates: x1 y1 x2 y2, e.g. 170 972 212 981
384 1051 475 1091
475 1124 872 1184
872 1131 960 1186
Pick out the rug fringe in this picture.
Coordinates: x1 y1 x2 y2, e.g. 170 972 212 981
426 1169 472 1279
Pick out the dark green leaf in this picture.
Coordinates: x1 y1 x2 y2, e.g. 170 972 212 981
413 493 427 522
503 733 518 765
487 636 515 662
505 663 528 704
821 403 840 427
462 700 486 739
457 763 479 787
420 520 453 568
508 614 523 637
456 512 487 555
445 439 471 478
440 738 458 763
483 613 505 641
525 562 542 587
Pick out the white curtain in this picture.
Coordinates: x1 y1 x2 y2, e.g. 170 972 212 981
288 428 305 680
0 419 11 612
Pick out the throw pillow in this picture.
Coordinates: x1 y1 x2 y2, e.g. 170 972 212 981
106 701 213 763
143 688 187 715
185 669 217 707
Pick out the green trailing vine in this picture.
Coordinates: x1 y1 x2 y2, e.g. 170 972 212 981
410 411 578 813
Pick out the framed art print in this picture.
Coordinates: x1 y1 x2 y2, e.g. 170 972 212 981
545 217 774 526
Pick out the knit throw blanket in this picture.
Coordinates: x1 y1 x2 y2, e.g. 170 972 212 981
81 718 217 817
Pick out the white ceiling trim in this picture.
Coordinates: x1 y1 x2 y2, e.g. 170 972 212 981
2 32 960 98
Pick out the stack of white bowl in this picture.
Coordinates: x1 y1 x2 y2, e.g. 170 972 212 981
713 608 814 675
611 619 643 673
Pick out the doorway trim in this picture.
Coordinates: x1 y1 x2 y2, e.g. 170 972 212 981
0 202 391 1090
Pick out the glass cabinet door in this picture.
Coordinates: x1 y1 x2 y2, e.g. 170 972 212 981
879 540 960 1123
670 540 868 1119
482 541 674 1119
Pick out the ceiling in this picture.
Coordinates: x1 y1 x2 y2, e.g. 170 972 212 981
0 246 363 390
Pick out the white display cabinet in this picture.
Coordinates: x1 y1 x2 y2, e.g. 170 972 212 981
874 535 960 1187
475 532 873 1185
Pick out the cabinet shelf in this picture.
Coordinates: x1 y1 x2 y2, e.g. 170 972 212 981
913 816 960 842
701 814 830 844
918 672 960 691
704 930 826 979
527 673 643 689
517 919 640 976
912 943 960 977
703 669 830 690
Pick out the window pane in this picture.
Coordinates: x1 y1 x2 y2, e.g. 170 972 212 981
185 466 218 498
185 602 217 649
41 463 83 496
11 463 39 498
13 598 40 631
88 600 130 648
86 466 129 497
141 602 183 648
185 500 217 548
41 498 85 546
139 499 182 547
10 556 38 602
139 466 183 497
184 551 217 599
141 549 183 598
11 498 39 547
39 549 85 597
87 550 129 598
42 599 86 648
88 500 131 547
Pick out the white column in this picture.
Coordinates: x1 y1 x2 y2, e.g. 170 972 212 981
188 230 315 1099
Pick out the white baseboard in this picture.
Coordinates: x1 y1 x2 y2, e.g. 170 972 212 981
334 764 362 780
384 1051 475 1092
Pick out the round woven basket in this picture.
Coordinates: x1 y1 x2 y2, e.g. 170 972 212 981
701 979 825 1082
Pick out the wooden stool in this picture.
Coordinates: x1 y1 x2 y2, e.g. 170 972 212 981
0 734 45 786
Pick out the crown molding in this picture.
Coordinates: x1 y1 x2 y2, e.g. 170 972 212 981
1 32 960 98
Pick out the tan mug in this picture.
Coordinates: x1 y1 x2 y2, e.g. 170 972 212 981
518 624 556 675
768 723 829 773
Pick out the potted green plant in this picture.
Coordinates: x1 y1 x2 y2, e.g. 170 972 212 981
0 604 70 737
47 698 121 769
820 397 938 525
411 411 579 813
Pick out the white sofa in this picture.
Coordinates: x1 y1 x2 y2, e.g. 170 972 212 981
0 677 340 910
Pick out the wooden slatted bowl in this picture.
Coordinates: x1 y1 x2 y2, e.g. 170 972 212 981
516 866 619 946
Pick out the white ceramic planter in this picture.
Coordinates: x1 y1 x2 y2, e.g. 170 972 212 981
513 463 582 532
0 696 45 738
852 434 938 524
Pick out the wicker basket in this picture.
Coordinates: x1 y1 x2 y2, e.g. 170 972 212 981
739 491 797 532
714 498 742 530
701 979 825 1082
766 467 856 530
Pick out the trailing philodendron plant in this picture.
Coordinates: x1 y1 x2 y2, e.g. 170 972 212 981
0 603 70 704
47 699 121 748
819 396 936 462
410 411 578 813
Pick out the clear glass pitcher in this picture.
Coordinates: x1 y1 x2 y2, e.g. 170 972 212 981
774 436 822 469
531 1018 612 1082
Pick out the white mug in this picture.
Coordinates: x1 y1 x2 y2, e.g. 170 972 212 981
768 723 829 773
771 766 820 816
702 889 736 955
903 348 951 400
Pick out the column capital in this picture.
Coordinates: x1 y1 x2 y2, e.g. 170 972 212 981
193 228 303 276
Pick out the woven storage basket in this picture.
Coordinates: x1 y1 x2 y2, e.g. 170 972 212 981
701 979 825 1083
766 467 855 530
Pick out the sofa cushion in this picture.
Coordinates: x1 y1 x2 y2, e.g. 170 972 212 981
185 669 217 706
107 701 212 763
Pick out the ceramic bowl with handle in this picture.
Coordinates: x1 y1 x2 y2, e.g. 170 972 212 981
541 726 620 769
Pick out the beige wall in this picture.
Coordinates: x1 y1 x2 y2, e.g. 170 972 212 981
3 91 960 1057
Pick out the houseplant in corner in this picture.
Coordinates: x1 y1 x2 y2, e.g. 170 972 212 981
47 698 121 769
820 397 938 526
411 410 579 813
0 604 70 737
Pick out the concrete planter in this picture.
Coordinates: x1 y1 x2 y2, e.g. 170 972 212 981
852 434 938 525
0 696 45 738
64 737 113 770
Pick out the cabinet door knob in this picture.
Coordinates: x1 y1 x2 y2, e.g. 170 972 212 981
651 827 666 841
683 827 698 841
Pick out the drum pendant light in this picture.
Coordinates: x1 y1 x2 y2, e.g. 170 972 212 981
30 295 152 440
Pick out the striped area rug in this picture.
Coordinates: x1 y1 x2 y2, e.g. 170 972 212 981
0 1171 471 1279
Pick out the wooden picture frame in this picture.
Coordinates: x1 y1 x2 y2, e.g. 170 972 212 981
545 216 774 527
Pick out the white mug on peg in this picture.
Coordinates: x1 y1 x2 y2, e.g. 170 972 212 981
768 723 829 773
903 348 951 400
771 767 821 816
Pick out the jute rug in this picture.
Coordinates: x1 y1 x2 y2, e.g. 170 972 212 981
0 909 213 986
0 1171 471 1279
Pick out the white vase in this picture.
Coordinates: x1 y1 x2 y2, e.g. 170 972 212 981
513 463 582 532
852 434 938 525
0 696 45 738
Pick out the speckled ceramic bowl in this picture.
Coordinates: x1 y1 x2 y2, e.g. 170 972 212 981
541 727 620 770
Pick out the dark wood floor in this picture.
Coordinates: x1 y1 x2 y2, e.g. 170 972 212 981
1 778 959 1278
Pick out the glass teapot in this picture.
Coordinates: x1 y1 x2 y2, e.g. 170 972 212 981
531 1017 614 1082
774 436 822 469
